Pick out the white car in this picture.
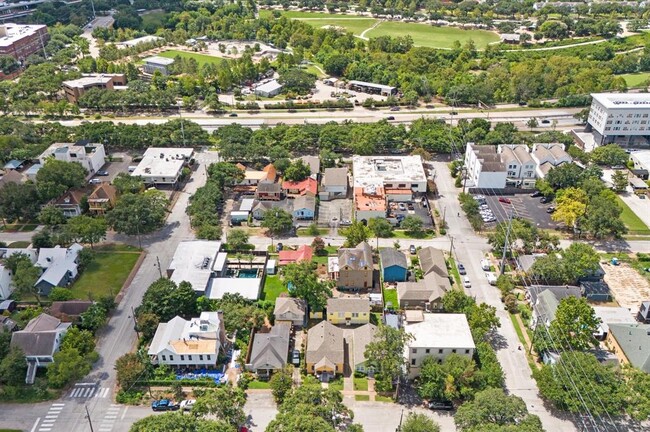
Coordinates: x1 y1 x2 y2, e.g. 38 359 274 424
463 276 471 288
480 259 491 271
180 399 196 411
485 272 497 285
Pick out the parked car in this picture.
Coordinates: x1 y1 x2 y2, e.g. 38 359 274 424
276 242 283 252
611 165 625 170
540 196 552 204
450 111 458 115
89 178 101 185
390 106 400 111
463 276 471 288
407 203 414 210
152 399 179 411
541 119 550 124
530 190 543 198
387 116 395 120
409 245 417 255
498 197 511 204
229 112 238 117
180 399 196 411
485 272 497 285
546 206 556 213
428 400 454 411
292 349 300 365
96 170 109 176
458 263 466 275
480 259 490 271
398 203 407 211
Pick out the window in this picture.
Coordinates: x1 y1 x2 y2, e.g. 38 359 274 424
452 349 456 354
162 355 166 361
206 355 211 360
398 183 406 188
411 359 416 366
412 348 417 354
411 183 418 188
199 355 203 361
465 349 470 354
438 349 443 354
180 355 185 361
425 349 430 354
188 355 192 361
352 313 359 317
169 355 174 361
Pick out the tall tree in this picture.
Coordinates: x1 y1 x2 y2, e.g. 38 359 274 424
611 170 628 193
368 218 393 238
282 261 332 311
14 261 42 304
106 191 168 246
112 173 144 195
283 159 311 182
552 187 587 228
261 208 294 236
340 220 370 247
227 229 251 250
269 365 294 404
364 325 413 392
39 205 67 226
130 413 235 432
401 413 441 432
36 159 87 201
455 388 543 431
418 354 480 402
192 385 247 427
115 352 148 390
401 215 424 236
67 215 107 248
0 182 42 222
548 297 600 351
0 347 27 386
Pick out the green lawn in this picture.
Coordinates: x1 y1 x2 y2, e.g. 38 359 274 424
375 395 393 402
329 377 344 392
262 275 288 302
615 196 650 235
69 251 141 300
391 230 435 239
366 21 500 49
383 287 398 309
296 227 329 236
447 257 462 289
7 241 30 248
355 394 370 401
354 377 368 391
619 72 650 88
158 50 225 67
248 380 271 389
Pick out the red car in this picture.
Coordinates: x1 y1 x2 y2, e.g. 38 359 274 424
498 197 512 204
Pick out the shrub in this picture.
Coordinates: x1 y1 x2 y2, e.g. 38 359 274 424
49 287 74 301
115 389 144 405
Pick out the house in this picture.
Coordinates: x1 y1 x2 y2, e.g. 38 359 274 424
237 163 277 186
255 80 283 97
531 144 572 178
252 201 275 220
292 195 316 220
529 285 581 328
592 306 637 340
404 313 476 379
418 247 449 280
282 177 318 197
606 323 650 373
35 244 83 296
0 169 26 189
39 142 106 176
0 299 16 313
337 242 374 290
52 189 86 218
10 313 71 384
326 297 370 325
143 56 175 75
306 321 344 380
278 245 313 266
638 301 650 324
255 182 282 201
274 297 307 327
319 167 348 201
87 183 117 215
300 156 320 177
396 271 449 311
247 322 290 376
379 248 408 282
148 311 227 368
24 164 41 181
516 254 545 273
580 281 612 302
131 147 194 186
350 323 377 374
49 301 93 322
3 159 25 170
498 144 537 188
0 265 14 299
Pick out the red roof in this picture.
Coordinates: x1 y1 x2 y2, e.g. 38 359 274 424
278 245 313 265
281 177 317 195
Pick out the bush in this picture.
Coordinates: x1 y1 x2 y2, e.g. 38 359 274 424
49 287 74 301
115 389 144 405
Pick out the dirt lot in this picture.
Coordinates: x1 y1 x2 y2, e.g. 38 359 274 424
602 262 650 313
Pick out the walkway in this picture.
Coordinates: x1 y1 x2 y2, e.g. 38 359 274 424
341 377 377 401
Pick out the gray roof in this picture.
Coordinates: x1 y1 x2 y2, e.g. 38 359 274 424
274 297 306 318
338 242 373 270
0 316 17 332
10 313 70 357
306 321 344 367
528 285 581 306
397 271 449 304
351 323 377 368
379 248 407 270
257 181 281 193
418 247 448 279
536 289 561 324
249 322 290 370
300 156 320 175
294 195 316 212
327 297 370 314
517 254 544 273
580 281 611 297
322 168 348 187
608 324 650 373
639 301 650 320
36 243 82 288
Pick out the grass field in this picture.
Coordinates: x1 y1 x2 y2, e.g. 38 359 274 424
366 21 500 49
300 18 378 35
616 196 650 235
383 286 398 308
70 250 141 300
620 72 650 88
158 50 224 67
262 275 288 302
248 380 271 389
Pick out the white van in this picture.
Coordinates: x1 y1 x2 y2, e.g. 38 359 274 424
463 276 471 288
485 272 497 285
480 259 491 271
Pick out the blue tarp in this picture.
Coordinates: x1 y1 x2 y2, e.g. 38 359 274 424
175 369 225 384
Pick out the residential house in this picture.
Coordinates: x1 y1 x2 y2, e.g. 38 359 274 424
52 189 86 218
498 144 537 188
0 299 16 313
638 301 650 324
337 242 374 290
238 163 277 186
326 297 370 325
10 313 71 384
404 313 476 379
282 177 318 197
35 244 83 296
87 183 117 215
529 285 581 328
418 247 450 281
0 315 17 332
167 240 222 295
379 248 408 283
252 201 275 220
49 300 93 322
396 271 449 311
606 323 650 373
306 321 344 380
350 323 377 374
274 297 307 327
148 311 227 368
516 254 545 273
319 167 348 201
592 306 637 340
3 159 25 171
247 322 290 376
278 245 313 266
0 265 14 300
255 182 282 201
300 156 320 177
292 195 316 220
39 142 106 176
580 281 612 302
24 164 41 181
531 143 572 178
0 169 26 189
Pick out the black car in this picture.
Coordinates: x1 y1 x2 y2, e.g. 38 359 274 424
541 119 550 124
229 112 238 117
546 206 556 213
458 263 466 275
387 116 395 120
540 196 552 204
428 400 453 411
530 190 543 198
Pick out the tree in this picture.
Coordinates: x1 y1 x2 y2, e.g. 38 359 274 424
539 20 569 40
0 182 42 222
112 173 144 195
135 312 160 340
442 290 500 341
311 236 326 256
546 297 600 351
611 170 628 193
115 352 148 389
39 205 66 226
278 69 316 94
590 144 629 167
488 218 558 257
227 229 251 250
455 388 543 431
49 287 74 301
401 413 440 432
526 117 538 131
60 327 96 356
47 347 93 388
192 385 247 427
106 191 168 246
552 187 587 228
36 159 87 201
535 352 627 416
283 160 311 182
67 215 107 248
530 243 599 284
79 303 108 333
624 366 650 421
137 279 198 324
130 413 235 432
14 261 41 304
340 220 370 247
401 215 424 236
364 325 413 392
282 261 332 311
269 365 294 404
261 209 294 236
0 347 27 386
4 252 32 273
32 230 54 248
368 218 393 238
583 191 627 238
545 163 585 190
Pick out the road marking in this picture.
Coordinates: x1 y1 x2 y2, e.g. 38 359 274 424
30 418 40 432
52 403 65 407
69 388 80 397
121 406 128 420
75 382 96 386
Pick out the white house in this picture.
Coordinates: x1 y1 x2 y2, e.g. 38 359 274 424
587 93 650 146
531 143 573 178
38 142 106 176
0 248 38 299
35 244 83 296
464 142 507 189
498 144 537 188
131 147 194 186
404 313 475 378
148 311 227 368
167 240 222 295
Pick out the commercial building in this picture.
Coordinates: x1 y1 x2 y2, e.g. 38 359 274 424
167 240 222 294
404 313 476 378
118 35 162 48
254 79 283 97
131 147 194 186
39 142 106 176
348 80 397 96
143 56 175 75
587 93 650 146
62 74 127 103
0 23 48 61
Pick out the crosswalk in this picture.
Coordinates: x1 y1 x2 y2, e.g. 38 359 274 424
98 404 122 432
37 403 65 432
68 383 110 399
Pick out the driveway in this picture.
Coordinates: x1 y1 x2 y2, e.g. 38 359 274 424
346 400 456 431
244 391 277 432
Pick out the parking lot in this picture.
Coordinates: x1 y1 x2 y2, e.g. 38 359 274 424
89 152 132 182
482 194 558 229
388 198 433 228
318 198 353 227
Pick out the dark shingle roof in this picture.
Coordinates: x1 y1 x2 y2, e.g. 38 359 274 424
379 248 407 270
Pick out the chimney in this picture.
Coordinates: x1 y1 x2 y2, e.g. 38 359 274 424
0 26 7 38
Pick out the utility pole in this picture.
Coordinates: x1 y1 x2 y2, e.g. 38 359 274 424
441 206 446 230
179 105 186 145
84 405 94 432
500 212 514 274
449 236 454 256
155 255 163 278
89 0 96 19
131 306 140 339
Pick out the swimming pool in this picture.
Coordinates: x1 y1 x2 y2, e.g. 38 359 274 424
238 269 259 278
